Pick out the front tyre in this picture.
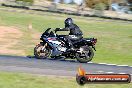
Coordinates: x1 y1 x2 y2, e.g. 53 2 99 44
34 43 51 59
76 46 94 63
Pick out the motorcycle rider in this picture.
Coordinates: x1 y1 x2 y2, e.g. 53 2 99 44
55 18 83 50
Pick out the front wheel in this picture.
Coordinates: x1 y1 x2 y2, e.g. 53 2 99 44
34 43 51 59
76 46 94 63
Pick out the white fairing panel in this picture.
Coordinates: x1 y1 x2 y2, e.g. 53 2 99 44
48 40 61 45
48 39 67 56
57 46 67 52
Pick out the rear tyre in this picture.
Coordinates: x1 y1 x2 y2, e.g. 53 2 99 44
76 46 94 63
34 43 51 59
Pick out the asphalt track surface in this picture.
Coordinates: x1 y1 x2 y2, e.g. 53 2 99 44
0 55 132 78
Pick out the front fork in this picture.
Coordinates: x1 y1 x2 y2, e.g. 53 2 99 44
42 43 47 50
39 43 47 52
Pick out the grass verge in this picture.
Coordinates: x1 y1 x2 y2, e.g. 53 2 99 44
0 72 131 88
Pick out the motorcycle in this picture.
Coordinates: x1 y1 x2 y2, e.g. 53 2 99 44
34 28 97 63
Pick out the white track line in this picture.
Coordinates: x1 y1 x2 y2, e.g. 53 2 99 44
106 64 117 66
118 73 127 74
116 65 129 67
87 62 93 63
89 62 132 67
97 63 132 67
106 72 114 73
98 63 107 64
96 71 104 73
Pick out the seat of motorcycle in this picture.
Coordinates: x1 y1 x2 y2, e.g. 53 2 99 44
71 37 83 44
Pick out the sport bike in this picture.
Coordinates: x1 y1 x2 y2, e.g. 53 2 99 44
34 28 97 63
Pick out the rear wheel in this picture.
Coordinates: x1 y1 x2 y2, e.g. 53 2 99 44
34 43 51 59
76 46 94 63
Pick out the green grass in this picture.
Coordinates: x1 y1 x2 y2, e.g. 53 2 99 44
0 72 131 88
0 8 132 65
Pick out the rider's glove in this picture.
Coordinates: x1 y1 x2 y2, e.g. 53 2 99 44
55 28 61 33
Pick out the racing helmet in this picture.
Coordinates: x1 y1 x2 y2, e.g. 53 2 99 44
65 18 73 27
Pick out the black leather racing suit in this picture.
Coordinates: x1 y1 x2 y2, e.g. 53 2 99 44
56 23 83 48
